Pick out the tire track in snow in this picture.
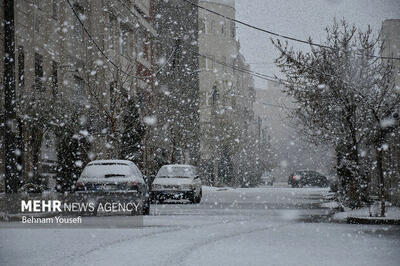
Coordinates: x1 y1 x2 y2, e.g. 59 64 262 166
163 222 293 266
48 215 256 266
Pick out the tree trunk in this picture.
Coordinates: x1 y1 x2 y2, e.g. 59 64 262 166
3 0 20 193
335 144 362 208
376 146 386 217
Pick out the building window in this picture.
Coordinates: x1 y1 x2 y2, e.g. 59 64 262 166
199 18 205 34
172 39 181 69
144 39 151 61
51 61 58 95
108 15 115 49
73 4 84 42
199 56 206 69
209 20 214 34
136 28 144 59
18 46 25 89
221 56 226 71
137 28 150 62
206 55 214 70
35 53 44 91
73 76 84 96
34 10 41 32
231 97 236 108
230 22 235 39
211 85 218 106
51 0 57 19
120 26 129 57
205 92 210 106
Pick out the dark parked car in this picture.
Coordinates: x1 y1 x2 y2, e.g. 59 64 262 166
75 160 150 215
288 170 328 188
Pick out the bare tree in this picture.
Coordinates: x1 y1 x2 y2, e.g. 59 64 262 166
273 20 399 213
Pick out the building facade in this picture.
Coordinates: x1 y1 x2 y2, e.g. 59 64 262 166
381 19 400 205
198 0 259 185
0 0 156 188
152 0 200 166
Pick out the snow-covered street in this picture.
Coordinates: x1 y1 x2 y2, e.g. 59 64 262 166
1 185 399 266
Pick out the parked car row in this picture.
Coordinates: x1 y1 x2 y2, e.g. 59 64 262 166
74 160 203 216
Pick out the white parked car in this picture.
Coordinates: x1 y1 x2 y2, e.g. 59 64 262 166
75 160 150 215
151 164 202 204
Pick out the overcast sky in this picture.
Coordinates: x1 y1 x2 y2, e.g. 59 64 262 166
235 0 400 88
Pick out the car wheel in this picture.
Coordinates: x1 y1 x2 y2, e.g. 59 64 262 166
196 189 202 203
189 191 197 204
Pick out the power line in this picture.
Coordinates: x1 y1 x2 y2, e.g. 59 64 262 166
181 0 400 61
191 49 279 82
247 62 276 65
116 0 295 84
65 0 132 77
65 0 176 81
116 0 281 83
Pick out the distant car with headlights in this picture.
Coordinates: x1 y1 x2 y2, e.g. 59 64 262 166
75 160 150 215
151 164 202 203
288 170 328 188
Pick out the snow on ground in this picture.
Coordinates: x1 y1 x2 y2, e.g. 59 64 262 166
333 206 400 221
1 185 399 266
321 201 341 209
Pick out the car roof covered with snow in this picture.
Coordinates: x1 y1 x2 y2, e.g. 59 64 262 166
161 164 196 168
157 164 197 178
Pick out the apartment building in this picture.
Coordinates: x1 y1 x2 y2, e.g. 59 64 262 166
381 19 400 205
152 0 200 165
0 0 156 185
198 0 257 183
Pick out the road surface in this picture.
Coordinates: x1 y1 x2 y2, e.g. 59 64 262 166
1 184 400 266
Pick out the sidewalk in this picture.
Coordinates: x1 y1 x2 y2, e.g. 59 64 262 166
332 206 400 225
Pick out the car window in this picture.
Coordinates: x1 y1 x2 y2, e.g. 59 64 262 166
131 164 143 181
157 166 195 178
81 164 131 178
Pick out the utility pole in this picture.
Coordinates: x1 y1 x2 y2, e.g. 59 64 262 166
3 0 20 193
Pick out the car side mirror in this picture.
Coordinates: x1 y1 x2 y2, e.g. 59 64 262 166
194 176 200 180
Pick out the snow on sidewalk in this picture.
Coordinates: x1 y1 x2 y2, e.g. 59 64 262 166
333 206 400 223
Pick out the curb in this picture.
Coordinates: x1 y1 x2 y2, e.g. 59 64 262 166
347 217 400 225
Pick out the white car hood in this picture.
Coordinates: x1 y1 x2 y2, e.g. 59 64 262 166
152 178 194 185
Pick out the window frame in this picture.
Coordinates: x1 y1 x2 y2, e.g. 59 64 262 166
34 52 44 91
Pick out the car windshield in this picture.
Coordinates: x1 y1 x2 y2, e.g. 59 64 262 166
156 166 195 178
81 163 131 178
